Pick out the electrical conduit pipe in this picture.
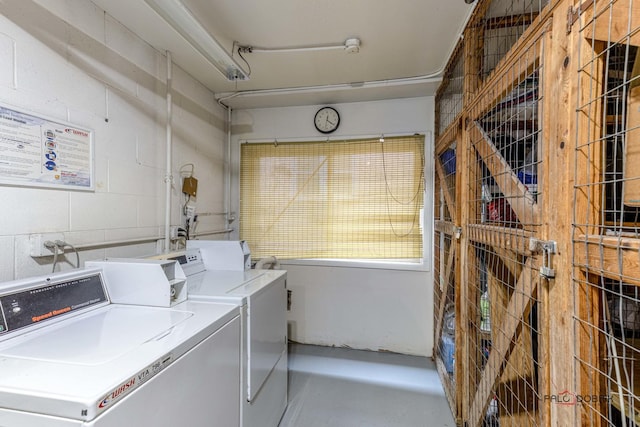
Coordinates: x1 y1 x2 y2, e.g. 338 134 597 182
164 51 173 253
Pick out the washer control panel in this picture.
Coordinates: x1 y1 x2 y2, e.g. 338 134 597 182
0 272 108 337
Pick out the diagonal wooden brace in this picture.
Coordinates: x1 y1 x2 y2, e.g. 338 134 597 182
468 257 540 427
471 122 540 227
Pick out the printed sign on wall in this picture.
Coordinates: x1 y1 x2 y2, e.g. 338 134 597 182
0 104 93 191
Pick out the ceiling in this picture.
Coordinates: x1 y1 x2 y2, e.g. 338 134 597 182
89 0 476 109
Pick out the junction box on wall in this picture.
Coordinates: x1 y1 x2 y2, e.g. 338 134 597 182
29 233 65 257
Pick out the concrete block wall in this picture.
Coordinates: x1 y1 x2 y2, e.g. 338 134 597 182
0 0 227 280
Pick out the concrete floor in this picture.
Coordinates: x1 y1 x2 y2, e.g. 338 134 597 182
279 343 456 427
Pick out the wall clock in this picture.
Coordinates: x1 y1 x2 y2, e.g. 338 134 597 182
314 107 340 134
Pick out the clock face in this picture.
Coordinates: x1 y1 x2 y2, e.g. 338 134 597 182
314 107 340 134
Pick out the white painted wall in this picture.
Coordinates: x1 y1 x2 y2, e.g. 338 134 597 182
0 0 437 357
0 1 227 280
231 98 436 356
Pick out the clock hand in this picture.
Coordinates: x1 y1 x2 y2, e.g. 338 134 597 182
327 119 335 126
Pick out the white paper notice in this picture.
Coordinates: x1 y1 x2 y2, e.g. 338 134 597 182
0 105 92 190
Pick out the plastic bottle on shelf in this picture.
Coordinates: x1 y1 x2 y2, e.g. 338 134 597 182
518 144 538 196
481 182 492 223
480 291 491 332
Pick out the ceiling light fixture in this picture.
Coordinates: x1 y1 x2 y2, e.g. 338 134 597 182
464 0 477 3
238 38 361 54
143 0 248 81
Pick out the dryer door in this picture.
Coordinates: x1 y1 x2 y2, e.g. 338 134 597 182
247 275 286 402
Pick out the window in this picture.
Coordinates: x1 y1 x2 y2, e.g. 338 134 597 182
240 135 425 261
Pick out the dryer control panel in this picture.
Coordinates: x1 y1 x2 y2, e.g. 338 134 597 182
0 272 108 337
85 259 188 307
151 249 205 277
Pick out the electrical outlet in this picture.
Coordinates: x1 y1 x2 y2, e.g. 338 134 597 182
29 233 65 257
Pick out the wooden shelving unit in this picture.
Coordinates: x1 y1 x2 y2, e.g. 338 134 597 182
432 0 640 425
433 27 465 424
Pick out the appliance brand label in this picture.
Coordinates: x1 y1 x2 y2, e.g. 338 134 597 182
65 127 89 137
93 353 173 416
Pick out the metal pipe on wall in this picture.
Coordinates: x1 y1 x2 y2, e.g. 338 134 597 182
164 51 173 253
226 105 232 232
218 97 233 237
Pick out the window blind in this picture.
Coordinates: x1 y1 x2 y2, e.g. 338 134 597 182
240 135 425 260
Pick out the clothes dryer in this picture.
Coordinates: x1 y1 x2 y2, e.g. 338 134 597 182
159 247 288 427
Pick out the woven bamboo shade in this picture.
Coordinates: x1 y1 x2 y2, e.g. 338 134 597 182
240 135 425 259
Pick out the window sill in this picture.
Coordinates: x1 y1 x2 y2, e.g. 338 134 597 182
278 258 429 272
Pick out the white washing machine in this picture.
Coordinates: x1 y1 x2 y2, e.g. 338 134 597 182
0 268 241 427
159 247 288 427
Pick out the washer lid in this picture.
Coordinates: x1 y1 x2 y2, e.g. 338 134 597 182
0 305 192 365
0 300 239 422
186 270 263 303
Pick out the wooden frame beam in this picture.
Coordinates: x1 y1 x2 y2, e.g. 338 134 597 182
539 5 576 423
584 0 640 47
575 234 640 287
435 220 459 236
468 224 534 257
